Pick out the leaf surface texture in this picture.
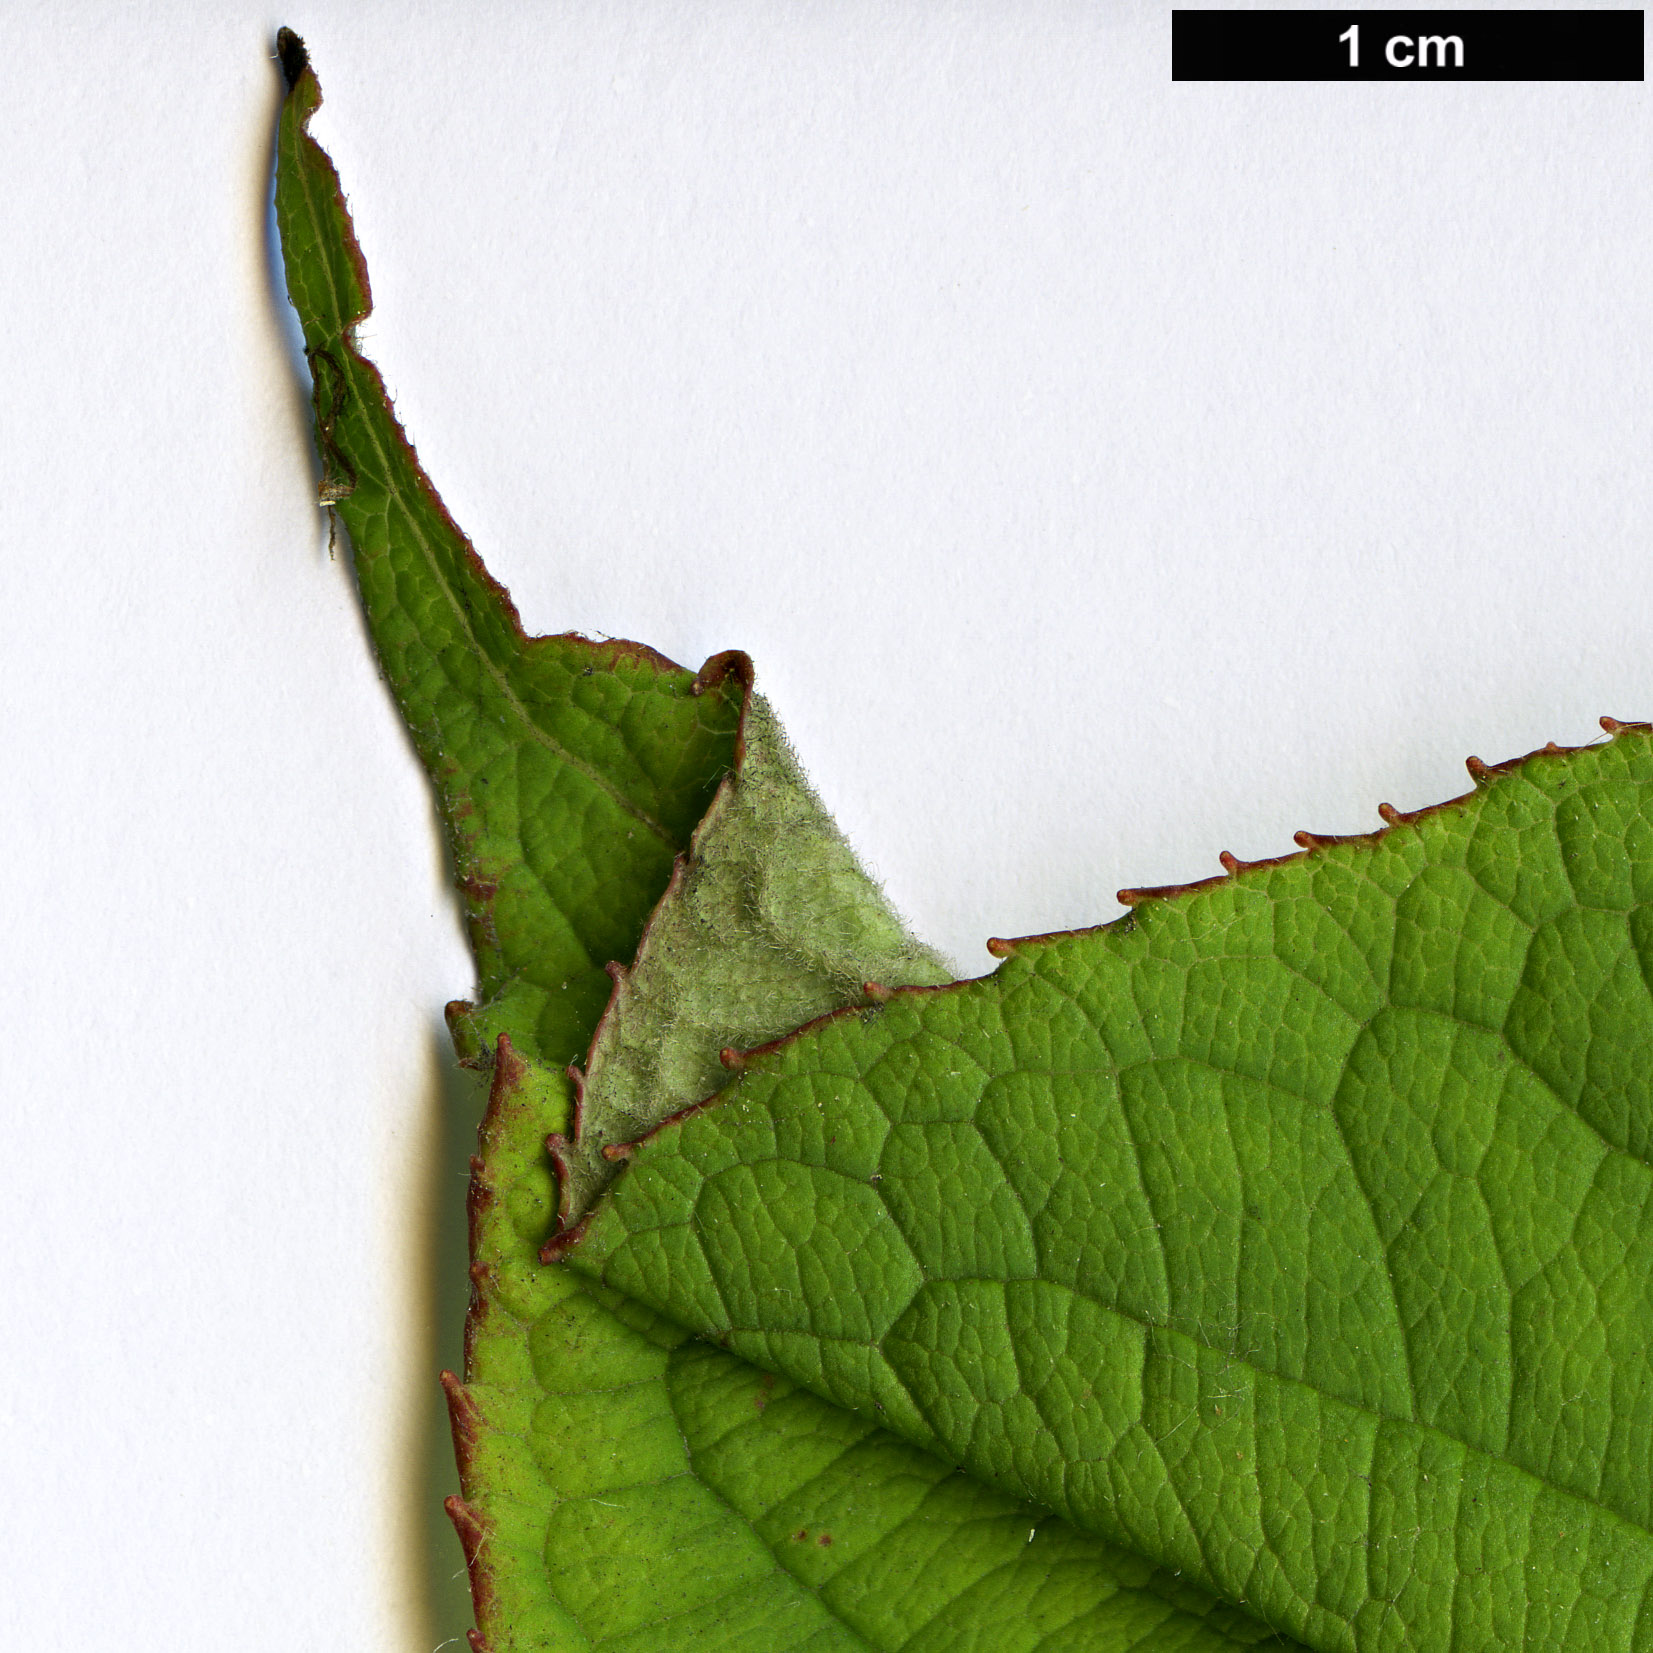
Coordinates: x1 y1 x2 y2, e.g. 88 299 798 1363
575 733 1653 1653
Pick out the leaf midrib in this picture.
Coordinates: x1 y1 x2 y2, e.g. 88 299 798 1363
721 1258 1653 1558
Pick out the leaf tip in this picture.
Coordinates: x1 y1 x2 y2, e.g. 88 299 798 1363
275 26 308 92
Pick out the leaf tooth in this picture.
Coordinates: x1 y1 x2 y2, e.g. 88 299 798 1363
444 999 488 1069
1297 826 1385 853
545 1130 578 1200
440 1370 483 1477
1220 847 1302 878
1465 754 1493 781
691 647 755 697
544 1047 588 1244
441 1494 496 1652
484 1035 529 1108
539 1212 593 1264
1117 871 1230 906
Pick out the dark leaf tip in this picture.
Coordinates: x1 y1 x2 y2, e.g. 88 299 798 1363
276 28 309 92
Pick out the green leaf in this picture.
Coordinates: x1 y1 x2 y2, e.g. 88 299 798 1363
272 28 1653 1653
274 30 1289 1653
574 728 1653 1653
274 35 748 1079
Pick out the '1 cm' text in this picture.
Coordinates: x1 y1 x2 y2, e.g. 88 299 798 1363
1338 24 1465 68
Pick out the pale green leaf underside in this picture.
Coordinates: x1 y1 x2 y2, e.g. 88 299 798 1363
562 692 953 1222
575 732 1653 1653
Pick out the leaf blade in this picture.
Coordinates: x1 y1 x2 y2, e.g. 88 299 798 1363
275 36 748 1072
575 730 1653 1653
272 32 1297 1652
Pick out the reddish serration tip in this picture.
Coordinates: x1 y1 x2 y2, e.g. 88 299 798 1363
985 937 1015 957
445 1495 485 1555
541 1213 593 1264
441 1371 482 1473
440 1367 474 1416
1603 715 1625 734
601 1141 635 1162
1465 755 1492 779
862 981 894 1002
691 648 755 697
605 959 629 985
1218 850 1241 875
719 1045 747 1071
442 1495 498 1651
487 1035 525 1105
1377 802 1402 825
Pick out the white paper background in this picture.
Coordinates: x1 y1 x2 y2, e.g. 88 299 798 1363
4 3 1649 1647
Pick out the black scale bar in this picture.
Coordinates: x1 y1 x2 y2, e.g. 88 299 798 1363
1173 10 1644 79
